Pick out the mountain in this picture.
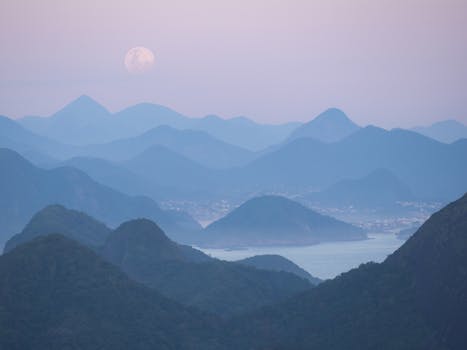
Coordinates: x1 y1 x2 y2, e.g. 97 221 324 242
123 145 221 195
55 156 176 200
102 219 210 265
187 114 301 151
396 226 419 240
0 234 220 349
0 115 72 161
5 207 312 317
77 125 466 203
226 193 467 349
80 125 255 169
5 194 467 349
0 148 200 248
413 119 467 143
19 95 112 145
4 205 111 253
241 126 467 201
111 106 299 151
55 156 201 201
287 108 360 143
18 96 300 150
101 219 312 316
201 195 366 247
236 254 321 285
308 168 416 210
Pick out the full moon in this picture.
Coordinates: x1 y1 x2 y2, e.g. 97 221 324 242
124 47 155 74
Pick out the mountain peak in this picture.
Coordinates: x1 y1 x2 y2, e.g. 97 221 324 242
412 119 467 143
432 119 466 128
4 204 111 253
114 218 169 241
75 94 96 103
202 195 365 247
0 233 216 349
105 218 175 257
288 108 360 143
236 254 322 284
102 218 209 268
64 94 105 109
51 95 109 121
314 108 351 122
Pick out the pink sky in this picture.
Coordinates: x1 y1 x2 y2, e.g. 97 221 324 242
1 0 466 127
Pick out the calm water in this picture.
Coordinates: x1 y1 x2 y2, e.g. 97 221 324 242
199 233 404 280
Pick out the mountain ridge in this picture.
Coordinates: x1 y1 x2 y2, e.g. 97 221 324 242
0 148 200 248
412 119 467 143
287 108 360 143
225 192 467 349
0 234 221 349
201 195 366 247
18 96 299 150
4 206 313 317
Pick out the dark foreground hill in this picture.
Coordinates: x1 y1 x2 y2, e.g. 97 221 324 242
6 207 312 317
0 235 221 350
236 254 322 284
2 194 467 349
201 195 366 247
101 219 313 317
4 205 112 253
225 192 467 349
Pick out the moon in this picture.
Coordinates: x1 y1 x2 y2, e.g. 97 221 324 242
124 47 155 74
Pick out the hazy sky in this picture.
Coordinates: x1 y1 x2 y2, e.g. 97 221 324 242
1 0 466 127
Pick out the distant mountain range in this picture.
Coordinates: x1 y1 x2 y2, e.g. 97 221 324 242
79 125 256 168
239 126 467 201
4 206 315 317
287 108 360 143
200 195 365 247
18 95 299 151
412 119 467 143
307 168 416 211
3 98 466 205
81 120 467 204
0 148 200 248
0 114 70 163
122 145 221 195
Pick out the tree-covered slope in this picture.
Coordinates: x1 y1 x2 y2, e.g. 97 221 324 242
5 207 312 318
102 219 312 317
225 193 467 349
4 205 111 253
236 254 321 285
0 235 221 350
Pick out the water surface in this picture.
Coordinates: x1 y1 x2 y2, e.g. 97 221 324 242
200 233 404 280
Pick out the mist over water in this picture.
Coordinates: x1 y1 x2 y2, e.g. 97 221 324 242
200 233 404 280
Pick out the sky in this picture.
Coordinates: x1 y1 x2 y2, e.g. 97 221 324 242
0 0 466 127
